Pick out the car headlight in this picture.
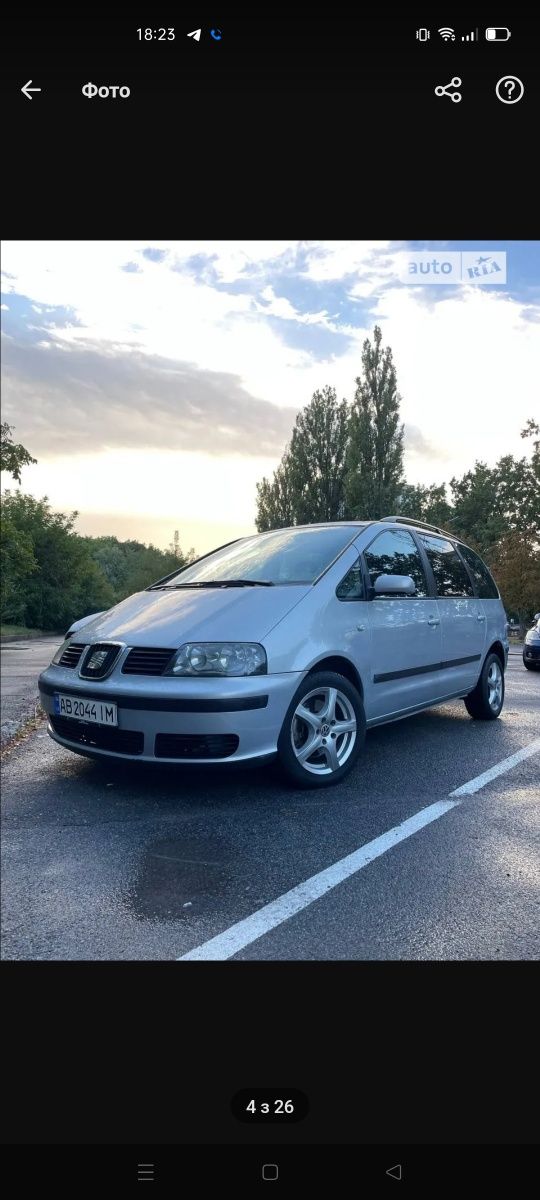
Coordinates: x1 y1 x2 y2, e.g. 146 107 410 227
165 642 267 677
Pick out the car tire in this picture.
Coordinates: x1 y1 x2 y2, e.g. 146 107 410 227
464 651 505 720
277 669 366 789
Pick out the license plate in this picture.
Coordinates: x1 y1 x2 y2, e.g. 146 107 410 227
53 693 118 726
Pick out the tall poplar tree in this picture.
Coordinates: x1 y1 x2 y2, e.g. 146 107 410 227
344 326 404 518
255 386 350 530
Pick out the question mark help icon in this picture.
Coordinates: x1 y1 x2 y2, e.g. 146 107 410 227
495 75 524 103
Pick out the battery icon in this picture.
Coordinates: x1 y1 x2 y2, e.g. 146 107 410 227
485 27 511 41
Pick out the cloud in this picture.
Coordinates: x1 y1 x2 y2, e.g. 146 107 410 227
2 335 298 458
142 248 167 263
2 241 539 498
403 423 451 462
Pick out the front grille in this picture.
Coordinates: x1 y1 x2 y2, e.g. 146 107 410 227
58 642 86 668
79 643 122 680
50 715 143 755
122 647 175 675
154 733 239 759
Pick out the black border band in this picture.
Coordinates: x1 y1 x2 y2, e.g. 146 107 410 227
374 654 481 683
39 681 268 712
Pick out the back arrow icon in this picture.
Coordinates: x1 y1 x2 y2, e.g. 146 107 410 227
21 80 41 99
386 1165 402 1180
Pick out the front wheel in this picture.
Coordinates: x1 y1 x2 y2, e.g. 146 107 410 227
277 670 366 788
464 652 505 720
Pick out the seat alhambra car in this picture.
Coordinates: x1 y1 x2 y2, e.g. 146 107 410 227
38 517 509 788
523 614 540 670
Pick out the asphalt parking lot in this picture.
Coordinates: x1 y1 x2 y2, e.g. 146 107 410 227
1 645 539 961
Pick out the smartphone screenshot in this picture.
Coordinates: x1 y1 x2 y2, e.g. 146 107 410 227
1 6 538 1189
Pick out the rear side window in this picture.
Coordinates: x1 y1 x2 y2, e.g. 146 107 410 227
336 558 364 601
418 534 474 597
458 545 499 599
364 529 428 596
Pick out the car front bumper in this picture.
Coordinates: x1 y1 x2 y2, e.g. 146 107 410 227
523 643 540 664
38 666 304 764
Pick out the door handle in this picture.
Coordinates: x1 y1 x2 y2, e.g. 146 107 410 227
477 614 486 621
428 616 440 626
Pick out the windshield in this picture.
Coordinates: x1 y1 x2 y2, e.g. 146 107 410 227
158 526 360 587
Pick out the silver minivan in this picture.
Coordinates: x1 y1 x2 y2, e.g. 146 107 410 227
38 517 509 788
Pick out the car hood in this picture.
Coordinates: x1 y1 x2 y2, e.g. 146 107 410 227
71 585 312 647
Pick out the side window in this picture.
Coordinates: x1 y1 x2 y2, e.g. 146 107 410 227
458 545 499 599
336 558 364 601
418 534 474 597
363 529 428 597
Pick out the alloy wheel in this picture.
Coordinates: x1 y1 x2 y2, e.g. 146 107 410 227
487 660 503 710
290 685 357 776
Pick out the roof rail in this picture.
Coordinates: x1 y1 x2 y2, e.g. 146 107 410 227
379 515 455 538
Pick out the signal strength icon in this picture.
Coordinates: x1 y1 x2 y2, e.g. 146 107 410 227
461 29 478 41
438 27 455 41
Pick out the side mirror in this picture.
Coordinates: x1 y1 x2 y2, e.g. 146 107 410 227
373 574 417 597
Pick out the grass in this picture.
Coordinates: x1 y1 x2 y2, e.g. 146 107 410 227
1 624 51 639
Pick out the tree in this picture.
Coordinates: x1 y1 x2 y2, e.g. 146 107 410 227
255 453 296 532
394 482 453 529
0 423 37 484
448 447 540 555
490 533 540 625
287 386 350 524
1 492 115 630
344 326 404 519
448 463 506 555
493 454 540 540
255 386 350 531
0 512 38 624
84 534 195 602
521 417 540 482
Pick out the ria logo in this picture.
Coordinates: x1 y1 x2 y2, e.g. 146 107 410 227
465 254 501 279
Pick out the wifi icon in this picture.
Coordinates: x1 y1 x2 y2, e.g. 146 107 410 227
438 27 455 41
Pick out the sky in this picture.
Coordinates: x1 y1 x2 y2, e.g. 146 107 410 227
1 239 539 555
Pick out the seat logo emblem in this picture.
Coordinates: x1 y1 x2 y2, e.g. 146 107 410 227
87 649 109 671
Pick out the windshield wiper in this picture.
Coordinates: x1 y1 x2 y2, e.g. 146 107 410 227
170 579 275 589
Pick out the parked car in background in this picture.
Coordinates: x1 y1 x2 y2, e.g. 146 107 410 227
523 614 540 670
38 517 509 789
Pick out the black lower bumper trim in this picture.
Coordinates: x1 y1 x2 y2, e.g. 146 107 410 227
49 715 144 755
39 680 268 712
154 733 240 759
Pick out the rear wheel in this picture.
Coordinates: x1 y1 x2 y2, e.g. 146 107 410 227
277 670 366 788
464 652 505 720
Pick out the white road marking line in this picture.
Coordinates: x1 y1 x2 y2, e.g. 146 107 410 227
449 738 540 795
178 739 540 962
